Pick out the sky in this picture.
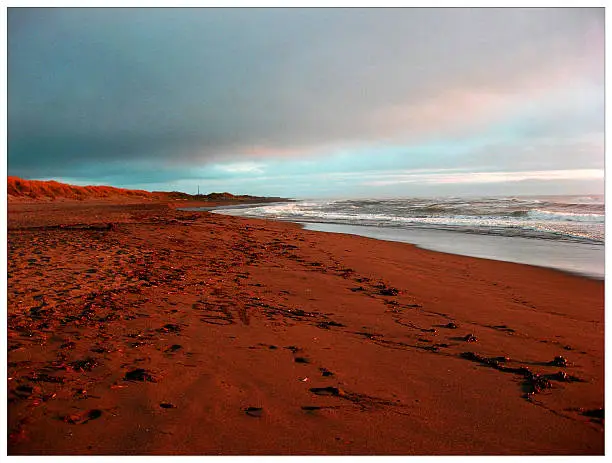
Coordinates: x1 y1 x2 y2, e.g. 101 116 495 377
7 7 604 198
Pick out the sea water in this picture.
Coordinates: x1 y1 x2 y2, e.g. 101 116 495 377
204 195 604 279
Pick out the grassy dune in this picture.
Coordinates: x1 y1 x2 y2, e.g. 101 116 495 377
7 177 273 202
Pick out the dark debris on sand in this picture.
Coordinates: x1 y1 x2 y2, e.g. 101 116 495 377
582 408 604 419
550 356 569 367
69 357 99 372
375 282 400 296
27 372 65 384
460 351 583 398
124 368 157 382
316 320 345 330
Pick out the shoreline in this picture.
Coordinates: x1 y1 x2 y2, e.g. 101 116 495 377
300 222 604 281
207 206 604 281
7 200 604 455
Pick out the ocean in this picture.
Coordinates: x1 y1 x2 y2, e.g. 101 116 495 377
203 195 605 279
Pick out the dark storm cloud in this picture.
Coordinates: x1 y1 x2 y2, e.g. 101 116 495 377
8 7 603 181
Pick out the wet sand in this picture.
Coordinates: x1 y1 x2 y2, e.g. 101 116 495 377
301 222 605 280
7 200 604 455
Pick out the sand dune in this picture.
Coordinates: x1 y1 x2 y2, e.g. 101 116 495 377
7 176 279 204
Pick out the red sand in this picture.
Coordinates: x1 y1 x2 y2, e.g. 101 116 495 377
7 200 604 455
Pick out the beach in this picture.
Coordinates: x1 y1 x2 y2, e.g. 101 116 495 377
7 199 605 455
210 196 605 279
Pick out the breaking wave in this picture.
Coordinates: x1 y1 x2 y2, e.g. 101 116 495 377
212 195 604 245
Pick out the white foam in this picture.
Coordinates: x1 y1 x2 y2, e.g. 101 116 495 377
211 197 605 245
528 209 604 223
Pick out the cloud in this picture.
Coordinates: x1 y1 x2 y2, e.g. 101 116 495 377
7 8 604 196
214 162 265 174
361 169 604 187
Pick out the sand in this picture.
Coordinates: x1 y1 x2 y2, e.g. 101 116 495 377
6 200 604 455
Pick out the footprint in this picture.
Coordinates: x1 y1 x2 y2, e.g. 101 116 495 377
165 344 182 353
301 405 339 412
244 407 263 417
310 387 345 397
